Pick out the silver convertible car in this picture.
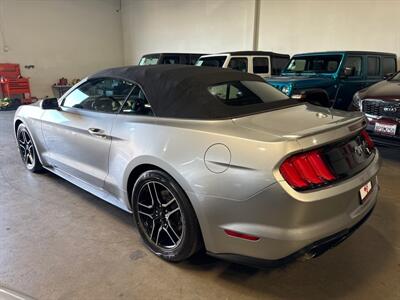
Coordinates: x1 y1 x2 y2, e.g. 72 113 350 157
14 65 380 266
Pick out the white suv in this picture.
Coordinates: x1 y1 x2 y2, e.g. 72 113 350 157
195 51 290 78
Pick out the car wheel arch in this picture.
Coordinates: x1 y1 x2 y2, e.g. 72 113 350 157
125 159 195 210
126 163 161 207
14 119 45 166
14 119 23 136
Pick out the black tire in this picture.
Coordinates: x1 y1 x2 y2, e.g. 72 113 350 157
16 123 43 173
132 170 202 262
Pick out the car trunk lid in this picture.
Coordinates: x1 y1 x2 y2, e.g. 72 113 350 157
233 104 374 185
232 104 365 141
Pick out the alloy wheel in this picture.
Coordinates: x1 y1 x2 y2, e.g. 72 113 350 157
17 129 35 169
137 181 183 249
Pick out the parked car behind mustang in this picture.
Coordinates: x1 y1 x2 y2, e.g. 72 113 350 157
352 71 400 146
195 51 290 78
266 51 397 111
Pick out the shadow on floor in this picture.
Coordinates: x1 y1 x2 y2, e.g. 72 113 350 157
42 171 134 228
378 146 400 162
177 221 395 299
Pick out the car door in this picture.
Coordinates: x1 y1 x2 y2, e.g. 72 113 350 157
335 55 365 110
104 85 156 198
41 77 134 188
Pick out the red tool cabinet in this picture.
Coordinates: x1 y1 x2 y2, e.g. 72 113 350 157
0 63 33 104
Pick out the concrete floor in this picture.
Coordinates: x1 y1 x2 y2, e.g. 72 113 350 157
0 110 399 300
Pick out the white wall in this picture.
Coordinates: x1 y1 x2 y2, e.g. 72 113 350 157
258 0 400 59
1 0 398 98
122 0 400 65
121 0 256 64
0 0 124 98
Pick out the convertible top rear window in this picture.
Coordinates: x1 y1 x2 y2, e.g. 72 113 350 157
208 81 290 107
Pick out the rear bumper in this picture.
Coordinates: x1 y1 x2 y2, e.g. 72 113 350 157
208 203 375 268
193 150 380 263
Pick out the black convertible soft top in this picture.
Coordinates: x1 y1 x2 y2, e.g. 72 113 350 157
90 65 292 119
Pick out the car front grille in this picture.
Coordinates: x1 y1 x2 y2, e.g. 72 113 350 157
362 99 400 119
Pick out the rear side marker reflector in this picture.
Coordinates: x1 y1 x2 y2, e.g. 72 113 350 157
224 229 260 241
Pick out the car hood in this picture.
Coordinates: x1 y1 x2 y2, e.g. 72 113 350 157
266 75 335 89
233 103 364 139
361 80 400 101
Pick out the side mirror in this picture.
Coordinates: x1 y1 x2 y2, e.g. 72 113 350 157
41 98 59 110
340 66 355 78
291 89 330 107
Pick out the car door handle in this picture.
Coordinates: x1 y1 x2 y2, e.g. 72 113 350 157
88 128 108 138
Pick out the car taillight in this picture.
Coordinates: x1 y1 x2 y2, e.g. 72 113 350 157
360 130 375 150
279 150 336 190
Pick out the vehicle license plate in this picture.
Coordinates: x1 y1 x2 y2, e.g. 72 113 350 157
359 181 372 204
374 122 397 136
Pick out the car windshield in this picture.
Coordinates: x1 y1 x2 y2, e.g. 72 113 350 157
139 55 160 65
195 56 226 67
284 55 343 74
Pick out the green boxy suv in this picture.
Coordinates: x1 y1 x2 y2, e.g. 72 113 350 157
266 51 397 110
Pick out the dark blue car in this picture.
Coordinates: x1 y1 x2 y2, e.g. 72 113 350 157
266 51 397 110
